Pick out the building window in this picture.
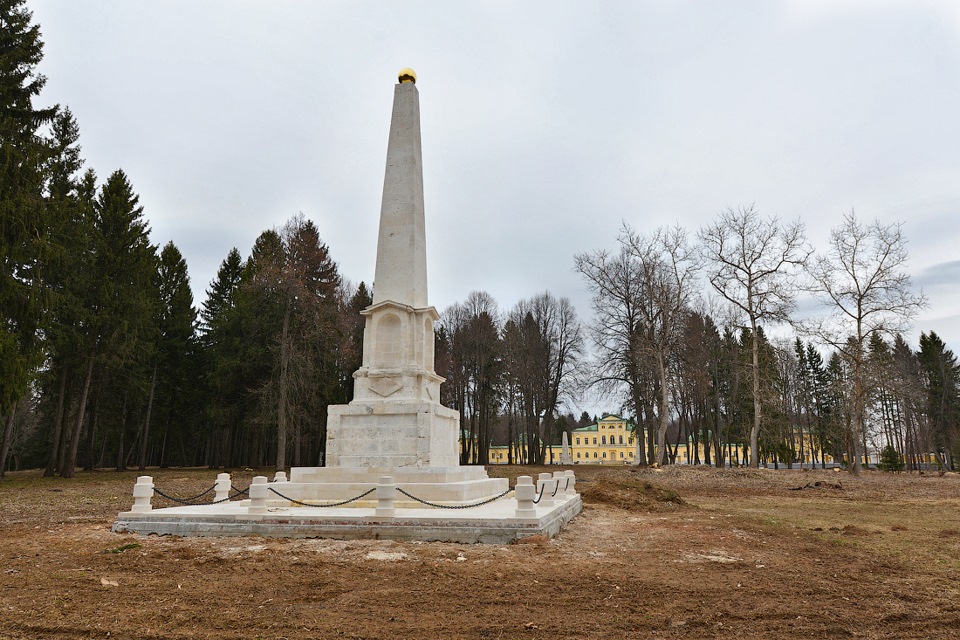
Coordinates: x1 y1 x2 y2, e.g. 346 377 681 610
593 437 597 444
602 452 606 458
601 436 606 445
619 435 624 444
629 451 634 457
620 452 624 458
577 452 581 459
576 438 580 445
593 452 597 458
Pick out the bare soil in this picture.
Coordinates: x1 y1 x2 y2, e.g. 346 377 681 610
1 465 959 639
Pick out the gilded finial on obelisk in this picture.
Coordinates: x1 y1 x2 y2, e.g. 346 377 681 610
398 68 417 84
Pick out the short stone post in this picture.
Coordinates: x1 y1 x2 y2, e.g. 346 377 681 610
272 471 288 483
537 472 555 508
514 475 536 518
247 476 268 515
376 475 396 517
553 471 568 500
214 472 232 502
564 469 577 496
131 476 154 513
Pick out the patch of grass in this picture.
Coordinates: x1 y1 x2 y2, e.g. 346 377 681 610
104 543 141 554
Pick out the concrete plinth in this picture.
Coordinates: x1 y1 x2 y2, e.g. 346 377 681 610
325 399 459 469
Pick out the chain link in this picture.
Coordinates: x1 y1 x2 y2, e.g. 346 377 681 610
267 486 375 507
209 487 250 504
395 487 513 509
152 485 248 506
531 477 570 504
533 482 551 504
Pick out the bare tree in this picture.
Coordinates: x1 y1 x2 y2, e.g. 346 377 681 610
699 205 809 467
504 293 584 464
806 212 925 474
441 291 501 464
627 226 701 465
577 225 700 466
575 229 652 462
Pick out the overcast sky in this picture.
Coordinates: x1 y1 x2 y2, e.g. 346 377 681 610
29 0 960 385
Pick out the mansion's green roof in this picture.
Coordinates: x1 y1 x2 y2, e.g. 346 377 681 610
573 414 633 432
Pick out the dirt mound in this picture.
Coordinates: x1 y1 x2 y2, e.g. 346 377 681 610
578 471 686 511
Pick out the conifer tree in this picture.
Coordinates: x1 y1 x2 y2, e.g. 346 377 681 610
61 170 156 477
917 331 960 469
199 248 248 466
40 109 87 476
0 0 57 424
140 242 197 469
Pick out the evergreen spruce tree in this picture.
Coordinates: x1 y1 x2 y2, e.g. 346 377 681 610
199 247 253 467
61 170 157 477
917 331 960 469
40 109 87 476
141 241 197 469
0 0 57 422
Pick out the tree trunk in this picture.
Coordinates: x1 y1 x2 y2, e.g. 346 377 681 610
138 365 158 471
0 406 18 478
850 333 864 476
630 378 646 465
62 351 96 478
44 361 69 477
85 381 101 471
645 405 656 465
655 354 670 466
276 302 292 471
750 319 762 468
116 393 127 471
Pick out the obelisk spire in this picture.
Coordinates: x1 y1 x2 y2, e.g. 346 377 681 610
372 69 428 308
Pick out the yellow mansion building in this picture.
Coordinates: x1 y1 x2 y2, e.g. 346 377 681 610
488 415 638 465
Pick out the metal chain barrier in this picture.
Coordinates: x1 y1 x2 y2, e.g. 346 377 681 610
532 477 570 504
268 486 375 507
209 488 250 505
533 486 545 504
153 484 248 506
161 484 215 503
395 487 513 509
153 475 567 509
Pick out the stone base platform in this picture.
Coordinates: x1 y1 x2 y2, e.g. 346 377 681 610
112 495 582 544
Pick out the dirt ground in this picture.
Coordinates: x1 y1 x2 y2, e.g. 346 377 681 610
1 465 959 639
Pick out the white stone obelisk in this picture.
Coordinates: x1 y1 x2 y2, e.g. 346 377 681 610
324 69 459 469
560 431 573 464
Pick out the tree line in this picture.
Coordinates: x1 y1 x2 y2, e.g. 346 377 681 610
0 1 363 476
434 204 958 474
2 1 957 476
